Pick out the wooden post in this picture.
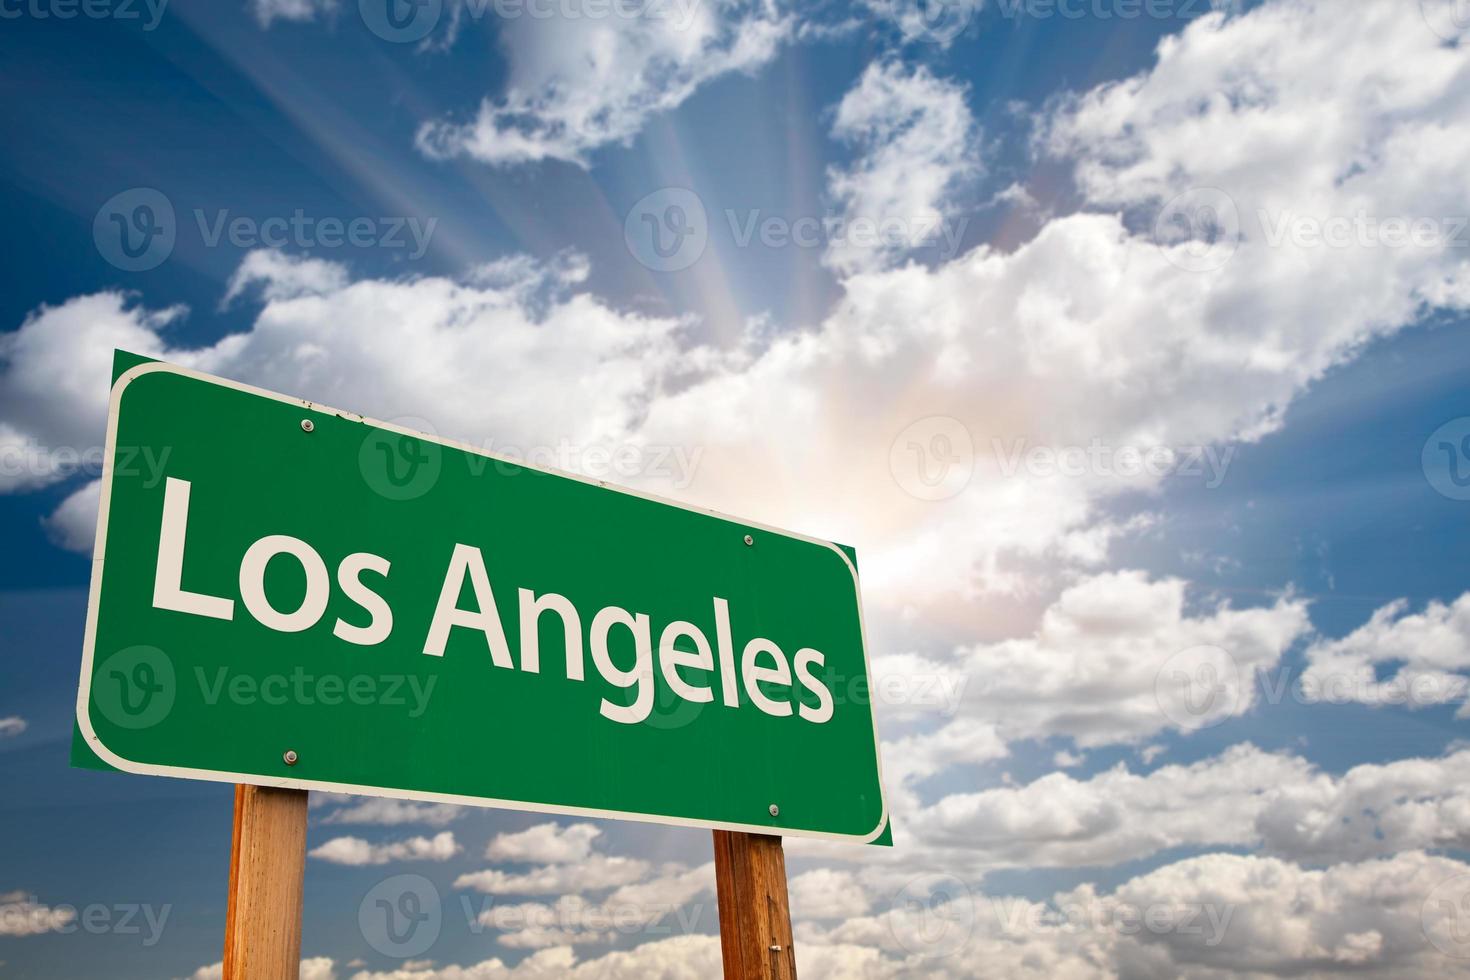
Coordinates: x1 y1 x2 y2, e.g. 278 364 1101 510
712 830 797 980
223 785 310 980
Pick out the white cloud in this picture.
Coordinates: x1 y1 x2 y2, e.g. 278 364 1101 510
248 0 336 28
0 717 26 738
0 292 184 493
1254 749 1470 863
43 479 100 554
826 61 978 273
317 797 463 828
907 744 1470 870
859 0 983 46
789 868 872 921
1 252 693 552
308 831 460 865
340 936 722 979
952 570 1310 748
1101 850 1470 977
485 822 603 864
0 892 74 937
223 248 349 306
416 1 789 166
455 854 651 895
1302 592 1470 714
802 850 1470 979
469 863 714 948
183 957 335 980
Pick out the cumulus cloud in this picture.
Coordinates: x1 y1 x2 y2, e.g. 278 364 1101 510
42 479 100 554
789 868 872 921
0 717 26 738
0 892 75 937
801 851 1470 979
951 570 1310 749
484 822 604 864
908 744 1470 870
182 957 335 980
316 797 463 828
416 1 788 166
469 863 715 948
247 0 336 28
308 831 460 865
0 252 693 551
1302 591 1470 714
0 293 185 493
1101 850 1470 977
333 935 721 979
825 61 978 273
456 855 651 895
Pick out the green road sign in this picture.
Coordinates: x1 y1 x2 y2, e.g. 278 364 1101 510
74 356 888 843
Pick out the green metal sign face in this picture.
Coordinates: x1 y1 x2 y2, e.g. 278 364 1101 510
75 358 887 843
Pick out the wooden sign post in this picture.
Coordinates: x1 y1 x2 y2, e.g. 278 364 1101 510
713 830 797 980
218 802 798 980
223 786 309 980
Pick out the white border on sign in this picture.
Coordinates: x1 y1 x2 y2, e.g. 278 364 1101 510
75 360 890 844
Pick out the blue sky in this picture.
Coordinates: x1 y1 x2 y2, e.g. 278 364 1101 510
5 0 1470 977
